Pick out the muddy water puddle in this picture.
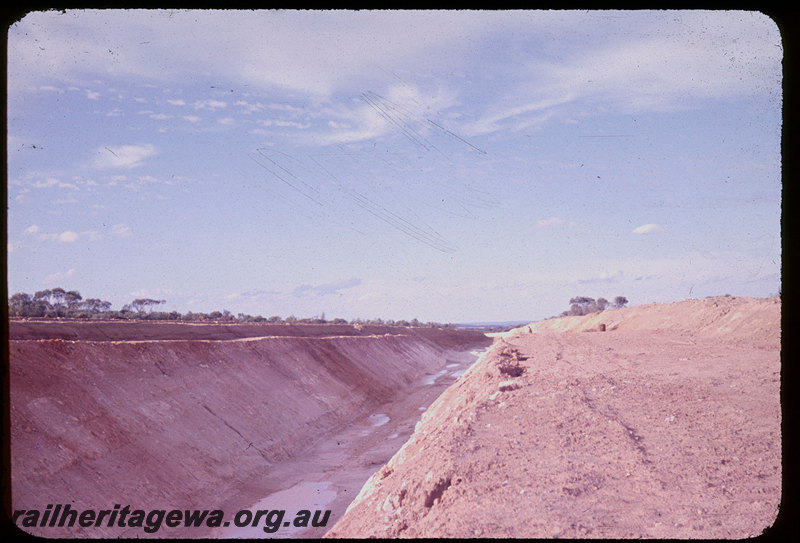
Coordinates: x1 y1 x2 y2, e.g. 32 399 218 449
215 346 488 538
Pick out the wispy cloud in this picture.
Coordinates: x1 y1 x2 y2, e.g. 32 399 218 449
92 144 157 169
466 12 780 135
57 231 79 243
229 288 282 300
44 268 77 285
577 270 625 284
15 176 80 190
112 223 132 237
25 225 105 243
192 99 227 110
292 278 362 298
468 96 574 136
38 231 75 242
632 223 663 235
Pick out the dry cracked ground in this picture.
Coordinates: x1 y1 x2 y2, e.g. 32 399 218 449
8 296 784 539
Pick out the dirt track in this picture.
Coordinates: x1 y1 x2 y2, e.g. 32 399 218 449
326 296 782 539
8 320 490 538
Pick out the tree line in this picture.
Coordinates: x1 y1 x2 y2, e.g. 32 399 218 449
560 296 628 317
7 287 443 327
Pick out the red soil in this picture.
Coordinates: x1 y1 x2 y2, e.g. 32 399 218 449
8 320 489 538
325 296 782 539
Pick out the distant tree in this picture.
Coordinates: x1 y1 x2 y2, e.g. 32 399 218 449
49 288 67 316
563 296 616 316
65 290 83 315
613 296 629 308
81 298 112 314
566 296 595 316
34 289 52 303
130 298 165 313
33 289 52 315
569 296 595 306
9 292 33 316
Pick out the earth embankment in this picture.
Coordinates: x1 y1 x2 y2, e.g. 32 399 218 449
8 320 490 538
326 296 782 539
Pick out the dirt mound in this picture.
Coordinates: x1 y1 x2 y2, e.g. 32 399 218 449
9 322 489 538
509 296 780 348
326 297 782 539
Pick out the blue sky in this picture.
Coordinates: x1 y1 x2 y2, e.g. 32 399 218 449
7 9 782 323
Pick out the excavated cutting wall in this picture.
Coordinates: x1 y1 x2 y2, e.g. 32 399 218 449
8 320 490 538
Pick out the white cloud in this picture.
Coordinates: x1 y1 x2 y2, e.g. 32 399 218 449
469 96 575 136
166 98 186 106
9 10 780 108
58 231 79 242
193 99 227 110
44 268 77 284
234 100 265 113
112 223 132 236
31 229 103 243
310 101 394 145
632 223 663 235
465 12 781 135
5 10 532 100
260 119 310 129
92 143 157 169
577 269 625 285
27 177 79 190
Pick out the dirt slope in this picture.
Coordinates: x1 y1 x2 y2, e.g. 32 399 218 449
8 321 489 538
325 296 782 539
509 296 778 348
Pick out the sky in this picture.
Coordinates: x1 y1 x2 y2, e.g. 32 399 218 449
6 9 783 323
